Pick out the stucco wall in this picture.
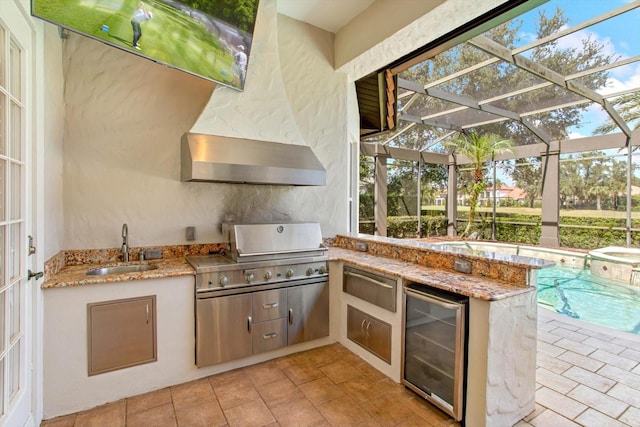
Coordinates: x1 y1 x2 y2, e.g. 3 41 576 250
43 24 65 260
60 0 349 250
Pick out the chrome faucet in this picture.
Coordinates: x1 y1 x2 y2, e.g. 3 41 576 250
121 223 129 262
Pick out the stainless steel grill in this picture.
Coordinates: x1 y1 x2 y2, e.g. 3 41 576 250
187 222 330 367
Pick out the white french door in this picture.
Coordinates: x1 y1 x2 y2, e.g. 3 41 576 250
0 1 34 426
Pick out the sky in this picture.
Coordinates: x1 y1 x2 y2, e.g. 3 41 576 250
515 0 640 138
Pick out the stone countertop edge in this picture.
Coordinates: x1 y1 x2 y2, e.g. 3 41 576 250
329 247 534 301
41 257 194 289
339 233 555 269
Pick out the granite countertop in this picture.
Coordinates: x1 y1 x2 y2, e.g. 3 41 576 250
329 247 535 301
41 257 194 289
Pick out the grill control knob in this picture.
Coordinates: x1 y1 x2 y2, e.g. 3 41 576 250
319 265 327 274
306 267 314 276
286 269 294 278
246 273 255 283
264 271 273 280
219 276 229 287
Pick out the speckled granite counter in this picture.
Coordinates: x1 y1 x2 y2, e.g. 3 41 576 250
329 247 532 301
41 257 194 289
330 233 554 301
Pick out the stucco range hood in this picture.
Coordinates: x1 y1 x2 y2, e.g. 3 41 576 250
180 133 326 186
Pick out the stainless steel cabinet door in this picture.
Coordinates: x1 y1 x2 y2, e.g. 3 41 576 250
196 294 252 367
346 305 391 363
287 281 329 345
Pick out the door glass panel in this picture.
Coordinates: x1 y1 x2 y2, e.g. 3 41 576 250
9 39 21 102
10 102 22 161
8 343 20 401
8 223 20 282
0 92 4 155
0 290 5 354
10 162 21 220
0 27 4 87
0 227 4 288
9 283 20 342
0 159 5 221
0 360 4 416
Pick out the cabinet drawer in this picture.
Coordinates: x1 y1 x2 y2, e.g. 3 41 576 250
252 318 287 354
343 266 396 312
253 289 287 322
346 305 391 364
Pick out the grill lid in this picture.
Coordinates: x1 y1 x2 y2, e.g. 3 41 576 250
222 222 326 262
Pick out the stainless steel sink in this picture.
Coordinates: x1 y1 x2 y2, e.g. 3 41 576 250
86 264 159 276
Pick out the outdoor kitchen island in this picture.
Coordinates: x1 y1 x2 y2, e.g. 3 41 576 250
41 233 551 426
329 233 553 427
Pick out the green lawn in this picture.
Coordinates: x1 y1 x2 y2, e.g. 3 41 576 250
34 0 239 87
423 205 640 219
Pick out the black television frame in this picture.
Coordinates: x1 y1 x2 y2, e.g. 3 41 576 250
31 0 260 90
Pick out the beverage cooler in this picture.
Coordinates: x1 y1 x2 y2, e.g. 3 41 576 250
402 282 468 421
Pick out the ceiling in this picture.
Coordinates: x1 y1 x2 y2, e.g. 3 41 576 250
277 0 376 33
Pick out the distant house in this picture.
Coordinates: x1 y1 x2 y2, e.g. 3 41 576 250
435 185 528 206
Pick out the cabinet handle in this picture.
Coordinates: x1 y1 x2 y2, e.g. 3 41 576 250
146 304 150 324
247 316 252 333
344 271 394 289
361 319 367 333
288 308 294 325
263 332 279 340
366 320 371 337
263 302 279 309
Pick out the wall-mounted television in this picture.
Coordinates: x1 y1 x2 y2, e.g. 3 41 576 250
32 0 260 90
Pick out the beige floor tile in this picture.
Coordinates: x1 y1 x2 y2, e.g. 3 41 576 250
529 409 580 426
223 398 275 427
319 360 361 384
536 340 566 357
40 413 76 427
338 375 392 405
619 406 640 426
567 384 628 419
607 382 640 407
550 327 590 343
598 364 640 389
208 367 250 388
361 392 417 427
317 395 372 426
590 349 638 371
298 376 345 405
126 402 176 427
283 362 326 385
245 361 287 387
558 350 606 372
536 367 578 394
269 396 326 427
257 377 304 408
214 378 261 410
582 337 625 355
523 404 546 422
126 387 172 415
171 378 215 411
620 347 640 363
535 387 587 419
353 361 387 382
174 399 226 427
537 351 572 374
553 338 596 356
562 366 616 393
75 400 126 427
574 408 627 426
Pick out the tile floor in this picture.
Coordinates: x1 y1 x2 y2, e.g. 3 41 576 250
42 308 640 427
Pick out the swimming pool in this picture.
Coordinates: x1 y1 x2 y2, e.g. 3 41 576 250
537 265 640 334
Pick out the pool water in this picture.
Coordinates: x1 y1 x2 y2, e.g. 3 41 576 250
537 265 640 334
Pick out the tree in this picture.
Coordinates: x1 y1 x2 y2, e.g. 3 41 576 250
445 132 515 237
510 158 542 208
594 92 640 134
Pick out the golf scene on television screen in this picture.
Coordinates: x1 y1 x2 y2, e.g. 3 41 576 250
32 0 259 90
